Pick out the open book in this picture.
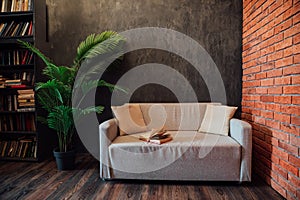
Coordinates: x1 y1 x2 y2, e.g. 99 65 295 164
139 129 172 144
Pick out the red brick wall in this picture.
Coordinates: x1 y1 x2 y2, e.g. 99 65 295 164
242 0 300 199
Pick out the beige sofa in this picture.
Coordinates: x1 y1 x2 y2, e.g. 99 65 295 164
99 103 252 182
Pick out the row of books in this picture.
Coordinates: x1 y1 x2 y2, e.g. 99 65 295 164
1 0 32 12
0 91 35 111
0 112 36 131
0 94 36 111
15 72 35 84
0 72 35 88
17 88 34 107
0 94 18 111
0 21 33 37
0 50 34 66
0 137 37 159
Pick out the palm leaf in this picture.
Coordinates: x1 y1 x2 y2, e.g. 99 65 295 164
72 106 104 123
37 116 47 125
73 31 125 67
82 34 125 60
18 40 54 68
36 89 58 112
43 65 76 85
74 106 104 116
36 80 64 103
80 80 127 95
47 105 73 135
73 51 124 92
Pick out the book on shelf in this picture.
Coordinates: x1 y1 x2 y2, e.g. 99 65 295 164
1 141 8 157
0 21 33 37
0 113 36 131
0 50 33 66
0 23 7 34
0 0 33 12
10 23 20 36
139 129 172 144
22 52 33 65
17 88 33 94
20 50 28 64
0 72 34 87
21 71 34 84
27 21 32 35
16 107 35 112
17 89 34 107
17 93 34 99
18 98 34 102
10 0 15 12
1 21 14 36
14 49 19 65
0 137 37 159
15 21 23 36
20 21 29 36
10 84 26 88
1 0 7 12
4 79 21 87
24 0 28 12
19 102 34 107
17 0 22 12
5 78 21 83
1 98 18 110
0 76 5 88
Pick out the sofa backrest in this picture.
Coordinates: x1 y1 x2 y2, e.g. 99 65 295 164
135 102 221 131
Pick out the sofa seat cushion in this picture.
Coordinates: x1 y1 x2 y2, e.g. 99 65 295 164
107 131 241 180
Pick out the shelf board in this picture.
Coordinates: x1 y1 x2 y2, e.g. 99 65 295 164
0 156 38 162
0 131 37 134
0 11 33 17
0 64 34 70
0 86 34 90
0 36 33 44
0 110 36 114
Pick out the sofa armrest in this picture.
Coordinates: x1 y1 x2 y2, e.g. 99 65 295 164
230 118 252 182
99 118 118 178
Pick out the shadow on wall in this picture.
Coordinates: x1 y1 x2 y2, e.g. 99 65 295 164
94 48 243 123
245 114 273 185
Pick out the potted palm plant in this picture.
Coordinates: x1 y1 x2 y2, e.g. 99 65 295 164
19 31 125 170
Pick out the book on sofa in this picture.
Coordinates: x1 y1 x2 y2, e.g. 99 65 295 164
139 129 172 144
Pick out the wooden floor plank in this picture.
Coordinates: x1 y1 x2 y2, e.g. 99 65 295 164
0 154 285 200
0 161 56 199
69 168 101 200
0 160 53 199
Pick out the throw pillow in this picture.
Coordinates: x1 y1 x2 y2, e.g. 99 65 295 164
198 105 237 135
111 104 147 135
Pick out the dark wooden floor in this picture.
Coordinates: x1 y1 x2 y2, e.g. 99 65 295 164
0 154 284 200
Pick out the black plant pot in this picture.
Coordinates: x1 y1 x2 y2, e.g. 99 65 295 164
53 149 75 170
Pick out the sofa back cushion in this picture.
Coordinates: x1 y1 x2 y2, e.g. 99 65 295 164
111 104 148 135
139 103 221 131
198 105 238 135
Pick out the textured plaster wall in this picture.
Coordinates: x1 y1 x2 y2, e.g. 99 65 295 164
45 0 242 120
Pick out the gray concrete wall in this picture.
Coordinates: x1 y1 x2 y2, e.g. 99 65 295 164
45 0 242 119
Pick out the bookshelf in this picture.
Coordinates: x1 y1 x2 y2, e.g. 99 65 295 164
0 0 46 161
